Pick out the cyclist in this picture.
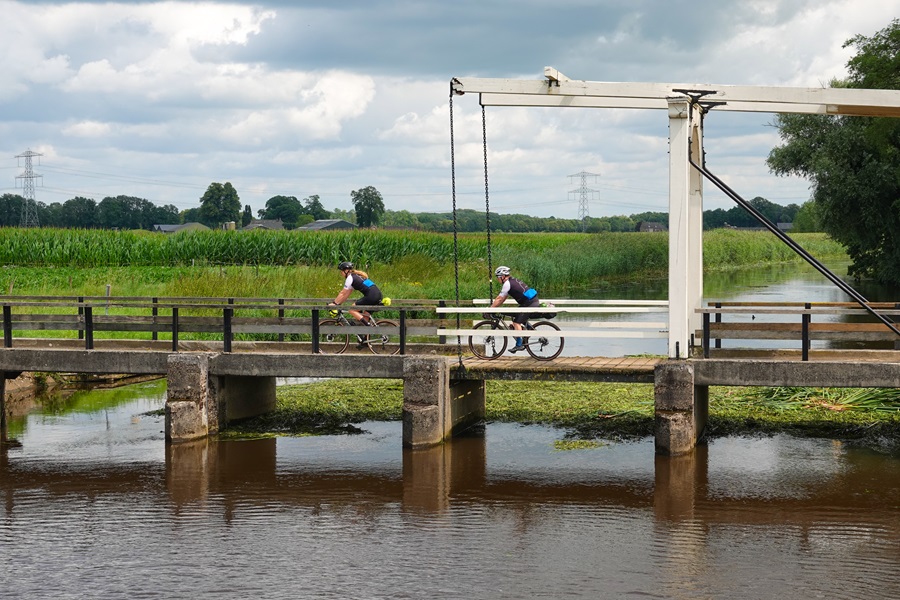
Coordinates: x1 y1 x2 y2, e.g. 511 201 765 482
329 261 383 326
487 265 541 353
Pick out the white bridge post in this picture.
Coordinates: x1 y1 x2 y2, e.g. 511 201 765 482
667 97 704 359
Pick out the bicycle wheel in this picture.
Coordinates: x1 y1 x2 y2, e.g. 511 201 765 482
317 319 350 354
468 320 508 359
524 321 564 361
366 319 400 355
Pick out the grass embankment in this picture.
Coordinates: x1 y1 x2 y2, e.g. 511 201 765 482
225 379 900 452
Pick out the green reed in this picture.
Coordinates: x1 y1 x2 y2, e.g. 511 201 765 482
0 228 847 298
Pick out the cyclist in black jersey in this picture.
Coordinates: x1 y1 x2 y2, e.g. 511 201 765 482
328 261 383 325
487 265 541 353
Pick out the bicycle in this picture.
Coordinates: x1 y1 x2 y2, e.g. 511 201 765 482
318 308 400 355
468 313 564 361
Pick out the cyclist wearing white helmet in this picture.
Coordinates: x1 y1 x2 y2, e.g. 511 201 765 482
329 261 384 325
488 265 541 353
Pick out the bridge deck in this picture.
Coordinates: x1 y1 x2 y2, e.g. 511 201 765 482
453 356 663 383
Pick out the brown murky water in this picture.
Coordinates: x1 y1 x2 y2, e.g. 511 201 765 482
2 381 900 599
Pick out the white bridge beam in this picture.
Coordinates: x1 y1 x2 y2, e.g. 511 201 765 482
452 67 900 117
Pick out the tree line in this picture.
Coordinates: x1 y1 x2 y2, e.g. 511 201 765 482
0 187 809 234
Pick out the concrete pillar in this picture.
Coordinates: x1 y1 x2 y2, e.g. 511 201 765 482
402 357 487 449
165 353 210 443
402 356 449 449
654 360 708 455
208 375 276 433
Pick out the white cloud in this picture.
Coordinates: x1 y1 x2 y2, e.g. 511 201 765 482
62 120 114 138
1 0 898 218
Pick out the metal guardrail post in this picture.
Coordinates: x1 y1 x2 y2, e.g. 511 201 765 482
224 307 233 353
172 307 179 352
438 300 446 344
77 296 84 340
400 309 406 355
151 297 158 341
84 306 94 350
311 309 320 354
3 305 12 348
278 298 285 342
714 302 722 349
802 303 810 361
702 312 710 358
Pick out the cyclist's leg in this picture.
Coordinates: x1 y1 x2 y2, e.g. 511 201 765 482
509 313 528 351
353 295 380 324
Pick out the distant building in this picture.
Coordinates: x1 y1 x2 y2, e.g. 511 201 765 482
295 219 357 231
777 222 793 232
243 218 284 231
153 222 210 234
636 221 667 232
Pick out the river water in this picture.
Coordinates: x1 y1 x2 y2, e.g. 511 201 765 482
3 261 900 599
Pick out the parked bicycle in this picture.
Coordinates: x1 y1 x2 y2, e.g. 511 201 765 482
468 313 564 361
318 308 400 355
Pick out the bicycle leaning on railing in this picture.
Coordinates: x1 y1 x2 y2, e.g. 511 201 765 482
467 313 564 361
318 308 400 355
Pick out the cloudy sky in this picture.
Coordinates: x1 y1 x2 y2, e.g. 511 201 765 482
1 1 898 221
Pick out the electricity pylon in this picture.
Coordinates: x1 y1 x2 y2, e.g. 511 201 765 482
568 171 600 232
16 149 42 227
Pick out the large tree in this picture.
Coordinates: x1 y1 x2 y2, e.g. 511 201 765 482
767 19 900 283
199 182 241 228
350 186 385 228
260 195 303 229
0 193 25 227
63 197 99 228
302 194 329 220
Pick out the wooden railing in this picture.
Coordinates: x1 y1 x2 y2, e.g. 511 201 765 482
0 296 450 354
696 301 900 360
437 299 669 340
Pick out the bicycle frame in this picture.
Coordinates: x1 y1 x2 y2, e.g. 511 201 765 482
322 308 400 356
470 313 564 361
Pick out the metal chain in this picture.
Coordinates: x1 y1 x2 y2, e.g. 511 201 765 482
449 91 463 368
483 104 493 300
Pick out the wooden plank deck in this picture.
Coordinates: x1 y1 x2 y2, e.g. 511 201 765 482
451 356 664 383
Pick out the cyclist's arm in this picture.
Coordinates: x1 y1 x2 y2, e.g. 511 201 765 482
332 276 354 305
489 280 512 308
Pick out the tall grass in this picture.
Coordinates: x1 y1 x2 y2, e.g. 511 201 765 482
0 227 847 297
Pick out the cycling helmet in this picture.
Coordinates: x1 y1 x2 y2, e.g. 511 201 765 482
495 266 511 277
338 261 353 270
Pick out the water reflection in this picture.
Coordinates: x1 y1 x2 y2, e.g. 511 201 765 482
3 387 900 598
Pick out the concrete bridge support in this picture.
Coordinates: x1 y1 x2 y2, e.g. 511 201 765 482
654 361 708 456
164 353 483 447
402 357 485 449
166 354 276 443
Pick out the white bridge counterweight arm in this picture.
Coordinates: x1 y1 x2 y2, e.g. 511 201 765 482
450 67 900 117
